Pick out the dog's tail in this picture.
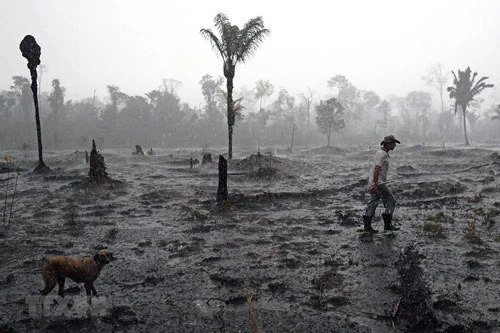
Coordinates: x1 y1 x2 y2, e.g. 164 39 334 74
40 261 56 295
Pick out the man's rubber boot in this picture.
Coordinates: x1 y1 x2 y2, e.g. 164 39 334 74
382 213 400 231
363 215 378 233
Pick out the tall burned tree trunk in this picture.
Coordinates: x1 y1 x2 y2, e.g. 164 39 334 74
225 64 235 160
20 35 48 173
228 125 233 160
217 155 228 202
462 105 469 146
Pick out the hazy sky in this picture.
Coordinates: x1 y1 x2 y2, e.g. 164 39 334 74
2 0 499 108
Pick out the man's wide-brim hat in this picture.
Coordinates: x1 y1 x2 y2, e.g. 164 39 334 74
380 134 401 146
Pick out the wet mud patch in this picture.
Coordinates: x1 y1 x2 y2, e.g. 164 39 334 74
209 274 244 288
179 204 209 222
201 185 363 214
100 305 139 326
309 269 347 310
397 180 466 199
267 281 288 294
138 189 176 204
68 177 124 190
186 224 212 233
463 247 498 259
166 238 204 258
432 293 461 313
278 257 302 269
396 245 439 331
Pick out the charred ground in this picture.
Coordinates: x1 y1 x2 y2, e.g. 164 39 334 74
1 144 500 332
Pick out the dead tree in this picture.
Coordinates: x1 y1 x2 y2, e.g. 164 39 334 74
20 35 49 173
217 155 228 202
88 139 108 183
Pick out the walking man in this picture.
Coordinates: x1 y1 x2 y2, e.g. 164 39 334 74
363 134 400 233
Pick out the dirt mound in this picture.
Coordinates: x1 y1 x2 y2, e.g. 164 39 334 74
247 166 291 180
403 144 426 151
396 180 466 200
231 153 309 176
305 146 347 155
396 165 416 173
426 148 493 159
488 152 500 162
232 154 280 170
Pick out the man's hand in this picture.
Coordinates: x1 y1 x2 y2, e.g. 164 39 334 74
370 183 378 195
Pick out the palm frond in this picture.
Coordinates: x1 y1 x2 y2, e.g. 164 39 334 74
221 92 246 119
471 83 494 97
214 13 230 36
236 17 270 63
233 97 246 120
200 29 226 61
473 76 490 90
237 29 270 63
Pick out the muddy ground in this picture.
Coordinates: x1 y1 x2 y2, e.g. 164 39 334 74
1 143 500 332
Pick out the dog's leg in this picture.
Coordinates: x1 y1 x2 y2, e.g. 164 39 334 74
84 283 98 296
40 280 56 295
91 284 98 296
84 283 92 296
57 275 65 297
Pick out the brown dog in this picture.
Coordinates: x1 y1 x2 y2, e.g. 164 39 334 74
40 249 114 297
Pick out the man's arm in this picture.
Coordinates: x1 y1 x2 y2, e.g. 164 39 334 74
370 165 381 194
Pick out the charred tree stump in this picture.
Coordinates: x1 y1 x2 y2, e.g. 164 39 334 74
88 139 108 183
202 153 212 164
133 145 145 156
217 155 228 202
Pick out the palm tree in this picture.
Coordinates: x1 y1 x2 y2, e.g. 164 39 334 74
201 13 270 159
447 67 494 145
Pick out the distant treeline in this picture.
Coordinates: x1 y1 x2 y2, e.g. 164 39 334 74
1 74 500 151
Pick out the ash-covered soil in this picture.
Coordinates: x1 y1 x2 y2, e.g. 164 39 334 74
1 143 500 332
